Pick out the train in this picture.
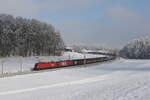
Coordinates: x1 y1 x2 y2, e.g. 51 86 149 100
33 56 116 70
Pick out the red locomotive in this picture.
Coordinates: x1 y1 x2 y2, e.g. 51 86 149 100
34 60 74 70
34 62 57 69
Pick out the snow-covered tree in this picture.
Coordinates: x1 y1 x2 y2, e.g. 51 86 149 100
120 36 150 59
0 14 65 57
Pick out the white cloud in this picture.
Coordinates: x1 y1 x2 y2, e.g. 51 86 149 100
0 0 42 17
58 7 150 47
107 7 137 20
0 0 149 47
40 0 102 11
106 6 150 24
0 0 103 17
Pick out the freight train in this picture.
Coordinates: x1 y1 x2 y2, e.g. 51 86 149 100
33 56 115 70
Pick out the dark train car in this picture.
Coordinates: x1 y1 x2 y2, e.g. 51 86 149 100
85 57 102 64
102 57 109 61
73 59 85 65
85 58 98 64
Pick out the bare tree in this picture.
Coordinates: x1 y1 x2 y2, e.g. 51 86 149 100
0 14 65 57
120 36 150 59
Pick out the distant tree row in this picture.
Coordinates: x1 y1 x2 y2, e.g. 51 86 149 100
120 36 150 59
0 14 65 57
71 44 118 55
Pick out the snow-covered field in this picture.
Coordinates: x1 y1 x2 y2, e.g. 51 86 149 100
0 58 150 100
0 52 105 73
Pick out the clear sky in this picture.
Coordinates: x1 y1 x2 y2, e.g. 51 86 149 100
0 0 150 47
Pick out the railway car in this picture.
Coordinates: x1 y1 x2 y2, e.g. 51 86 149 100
66 60 74 66
56 60 74 67
86 58 97 64
73 59 84 65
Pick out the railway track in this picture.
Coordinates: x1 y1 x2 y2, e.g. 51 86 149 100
0 55 117 78
33 55 116 70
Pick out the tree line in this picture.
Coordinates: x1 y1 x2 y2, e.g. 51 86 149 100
120 36 150 59
0 14 65 57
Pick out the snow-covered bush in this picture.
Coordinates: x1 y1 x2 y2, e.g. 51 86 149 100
120 36 150 59
0 14 65 57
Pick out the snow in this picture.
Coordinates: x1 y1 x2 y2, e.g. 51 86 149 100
82 49 111 54
63 51 106 59
0 58 150 100
0 52 106 73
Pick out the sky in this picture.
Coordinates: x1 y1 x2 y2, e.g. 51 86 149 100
0 0 150 48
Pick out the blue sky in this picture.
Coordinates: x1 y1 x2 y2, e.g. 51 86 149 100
0 0 150 47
